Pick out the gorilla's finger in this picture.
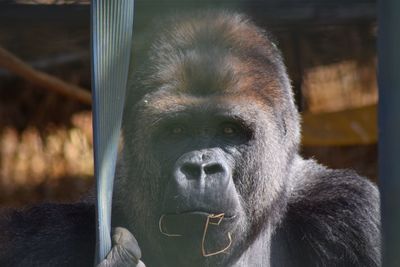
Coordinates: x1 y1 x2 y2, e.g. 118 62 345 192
112 227 142 260
97 227 143 267
97 246 141 267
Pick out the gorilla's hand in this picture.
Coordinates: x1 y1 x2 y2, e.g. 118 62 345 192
97 227 146 267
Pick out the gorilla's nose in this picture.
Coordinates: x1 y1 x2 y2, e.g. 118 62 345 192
165 150 235 215
180 161 226 180
175 150 230 182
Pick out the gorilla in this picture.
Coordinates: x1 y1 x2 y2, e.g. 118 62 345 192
0 11 380 267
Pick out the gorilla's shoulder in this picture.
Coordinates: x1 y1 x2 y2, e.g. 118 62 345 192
289 159 379 210
0 202 95 267
271 158 380 267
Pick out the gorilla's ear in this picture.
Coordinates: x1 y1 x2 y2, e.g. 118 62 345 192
275 107 289 137
281 117 287 136
278 102 301 150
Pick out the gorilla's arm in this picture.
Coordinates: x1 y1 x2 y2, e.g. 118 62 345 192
0 203 96 267
271 163 381 267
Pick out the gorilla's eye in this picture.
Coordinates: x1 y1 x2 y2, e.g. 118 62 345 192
220 122 243 137
219 121 253 143
171 126 184 135
223 126 235 135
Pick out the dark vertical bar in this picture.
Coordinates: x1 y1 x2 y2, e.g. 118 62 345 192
378 0 400 266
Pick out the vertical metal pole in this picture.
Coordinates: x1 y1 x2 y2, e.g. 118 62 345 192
378 0 400 266
91 1 134 265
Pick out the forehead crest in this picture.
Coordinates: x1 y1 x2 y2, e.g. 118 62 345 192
146 12 283 97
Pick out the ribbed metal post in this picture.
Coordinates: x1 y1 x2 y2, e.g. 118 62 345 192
91 1 134 264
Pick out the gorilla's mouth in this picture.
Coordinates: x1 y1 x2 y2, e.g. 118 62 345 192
159 211 237 257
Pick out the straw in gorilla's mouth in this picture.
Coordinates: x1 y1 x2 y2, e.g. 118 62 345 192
159 211 236 257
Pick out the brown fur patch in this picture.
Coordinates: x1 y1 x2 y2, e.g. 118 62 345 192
148 11 285 104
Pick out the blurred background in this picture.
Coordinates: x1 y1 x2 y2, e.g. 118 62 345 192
0 0 377 207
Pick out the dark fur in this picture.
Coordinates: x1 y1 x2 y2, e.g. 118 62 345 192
0 11 380 267
0 203 95 266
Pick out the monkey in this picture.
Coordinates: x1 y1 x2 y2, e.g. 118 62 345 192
0 11 380 267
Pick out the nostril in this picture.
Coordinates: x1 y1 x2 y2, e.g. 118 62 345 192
181 163 202 179
204 163 224 175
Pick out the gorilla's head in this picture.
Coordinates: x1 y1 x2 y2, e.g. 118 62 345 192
114 11 300 266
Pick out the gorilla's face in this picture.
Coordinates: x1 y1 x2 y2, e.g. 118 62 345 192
125 94 288 264
152 105 249 217
115 12 300 265
146 96 254 260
